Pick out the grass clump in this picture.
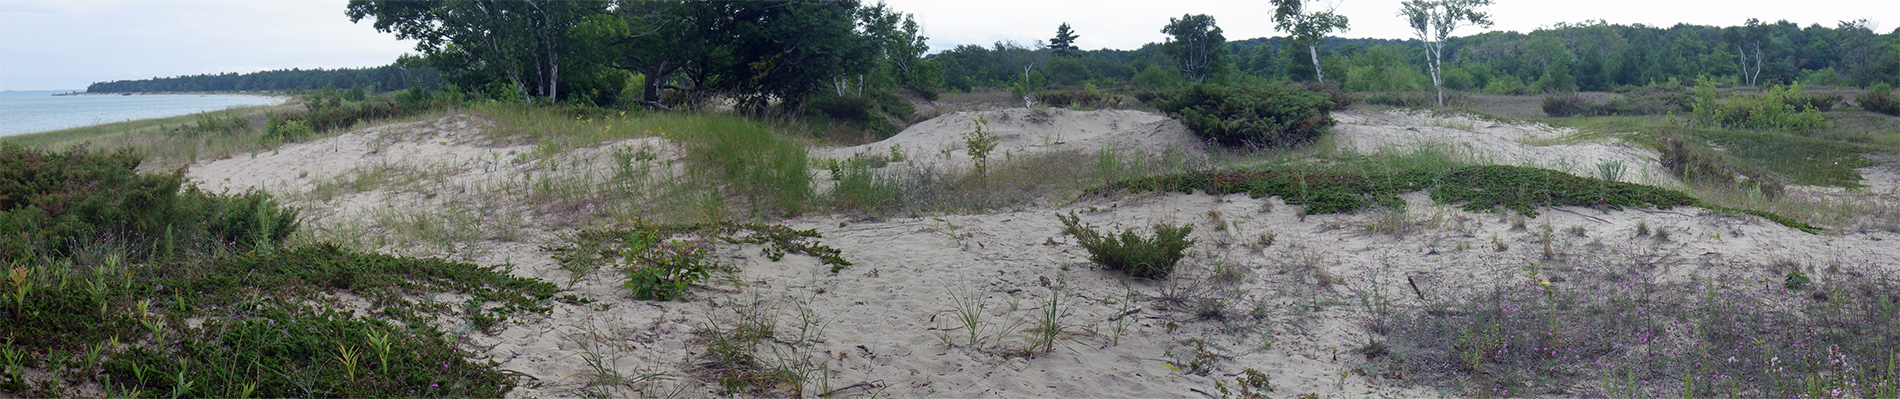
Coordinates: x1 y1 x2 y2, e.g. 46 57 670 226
1056 212 1194 279
1150 83 1337 148
1113 165 1695 218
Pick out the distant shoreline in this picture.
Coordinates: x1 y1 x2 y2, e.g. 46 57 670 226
56 91 292 105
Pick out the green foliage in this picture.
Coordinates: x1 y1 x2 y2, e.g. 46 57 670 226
1134 64 1185 90
1049 23 1081 57
547 220 850 301
682 116 813 217
86 63 445 94
1858 83 1900 117
1150 83 1337 148
268 95 435 141
1270 0 1350 84
1115 165 1696 217
0 144 299 260
1362 90 1467 107
1035 89 1122 109
1542 90 1690 117
1161 14 1228 83
962 116 999 178
2 243 555 396
1056 212 1195 279
624 241 711 301
106 307 515 397
1691 81 1830 131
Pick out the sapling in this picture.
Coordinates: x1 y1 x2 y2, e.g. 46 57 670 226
962 116 998 178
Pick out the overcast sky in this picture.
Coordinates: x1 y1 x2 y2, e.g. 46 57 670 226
3 0 1895 91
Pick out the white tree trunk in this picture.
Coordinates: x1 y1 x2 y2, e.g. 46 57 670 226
1310 44 1324 84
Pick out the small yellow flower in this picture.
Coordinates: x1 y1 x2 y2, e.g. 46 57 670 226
1541 281 1551 286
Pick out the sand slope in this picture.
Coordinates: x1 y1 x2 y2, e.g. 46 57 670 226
185 107 1899 398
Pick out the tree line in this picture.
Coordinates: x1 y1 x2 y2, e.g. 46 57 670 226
342 0 929 111
85 62 445 94
90 0 1900 110
940 15 1900 97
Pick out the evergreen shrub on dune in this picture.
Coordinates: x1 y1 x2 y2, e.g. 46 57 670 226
0 144 298 260
1150 83 1337 148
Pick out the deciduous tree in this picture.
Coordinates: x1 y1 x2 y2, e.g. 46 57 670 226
1161 14 1228 83
1399 0 1492 105
1270 0 1350 84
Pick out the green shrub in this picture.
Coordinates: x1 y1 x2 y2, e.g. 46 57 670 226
1151 83 1336 148
867 89 916 120
1288 82 1353 110
1036 89 1116 109
1114 165 1698 218
1057 212 1195 279
1858 83 1900 117
1 243 554 396
0 144 298 260
267 97 435 140
1541 94 1588 117
808 95 875 121
1690 82 1830 131
1362 90 1468 107
624 241 711 301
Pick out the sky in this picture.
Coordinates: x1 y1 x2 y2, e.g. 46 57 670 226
2 1 1895 91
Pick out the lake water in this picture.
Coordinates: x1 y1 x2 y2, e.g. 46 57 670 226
0 91 280 137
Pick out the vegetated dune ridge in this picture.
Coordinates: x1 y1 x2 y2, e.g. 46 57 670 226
187 107 1900 398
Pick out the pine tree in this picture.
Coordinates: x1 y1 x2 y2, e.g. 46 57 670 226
1050 23 1081 57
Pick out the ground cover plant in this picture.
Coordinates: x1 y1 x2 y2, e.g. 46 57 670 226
0 144 299 261
1 136 559 396
546 219 851 300
1363 256 1900 397
1111 165 1699 217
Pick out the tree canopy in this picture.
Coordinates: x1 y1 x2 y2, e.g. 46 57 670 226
1162 14 1229 83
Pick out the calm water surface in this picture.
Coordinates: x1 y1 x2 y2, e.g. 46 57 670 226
0 91 278 137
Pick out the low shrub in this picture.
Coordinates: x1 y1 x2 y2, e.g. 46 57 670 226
0 144 299 260
807 95 876 121
1690 82 1830 131
1288 82 1353 110
867 89 916 120
547 220 850 300
1362 90 1467 107
1115 165 1697 217
1036 89 1127 109
1057 212 1195 279
1 243 556 396
1858 83 1900 117
1150 83 1336 148
625 240 711 301
1783 92 1840 112
1540 94 1588 117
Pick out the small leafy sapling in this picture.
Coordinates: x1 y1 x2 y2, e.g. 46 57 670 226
963 115 999 178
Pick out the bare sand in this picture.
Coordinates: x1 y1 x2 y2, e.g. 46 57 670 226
187 107 1900 398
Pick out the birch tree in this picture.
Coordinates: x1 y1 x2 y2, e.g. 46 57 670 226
1399 0 1492 106
1161 14 1229 83
1270 0 1350 84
